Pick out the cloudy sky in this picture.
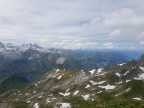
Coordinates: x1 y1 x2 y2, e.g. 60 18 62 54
0 0 144 50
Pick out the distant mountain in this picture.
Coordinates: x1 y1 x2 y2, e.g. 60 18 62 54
117 50 144 60
0 49 130 80
0 42 142 80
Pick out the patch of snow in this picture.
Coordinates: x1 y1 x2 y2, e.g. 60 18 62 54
46 98 50 103
85 84 90 88
73 90 79 95
140 66 144 71
92 99 95 101
133 97 141 101
126 80 131 83
59 92 70 97
134 77 141 80
56 69 60 72
98 84 116 90
25 93 30 96
89 69 95 75
115 73 121 78
35 84 38 86
96 72 106 76
33 91 36 93
34 103 39 108
27 100 31 103
53 75 56 78
124 71 130 76
98 68 103 73
118 63 126 66
126 88 131 92
97 81 105 84
116 81 123 84
92 94 95 96
115 93 122 97
139 73 144 79
60 103 71 108
57 75 63 80
134 73 144 80
37 96 43 99
52 98 56 100
97 91 102 94
89 80 97 85
82 94 90 100
66 88 70 92
89 80 105 85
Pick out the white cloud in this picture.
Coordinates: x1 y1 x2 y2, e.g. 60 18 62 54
103 8 144 28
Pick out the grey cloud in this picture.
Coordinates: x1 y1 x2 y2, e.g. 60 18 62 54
0 0 143 50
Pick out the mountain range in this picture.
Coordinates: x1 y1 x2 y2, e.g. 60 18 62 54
0 42 135 81
0 42 144 108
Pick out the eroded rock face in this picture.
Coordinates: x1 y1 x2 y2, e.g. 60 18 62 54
56 57 66 64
